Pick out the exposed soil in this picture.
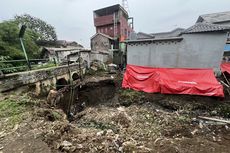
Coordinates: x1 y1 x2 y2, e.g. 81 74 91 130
1 75 230 153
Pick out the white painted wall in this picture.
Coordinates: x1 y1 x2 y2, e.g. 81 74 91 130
127 32 227 72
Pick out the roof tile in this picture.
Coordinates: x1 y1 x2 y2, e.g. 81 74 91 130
182 23 230 34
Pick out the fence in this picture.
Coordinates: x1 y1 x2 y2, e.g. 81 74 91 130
0 58 56 75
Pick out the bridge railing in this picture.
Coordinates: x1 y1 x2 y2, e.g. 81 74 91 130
0 58 57 74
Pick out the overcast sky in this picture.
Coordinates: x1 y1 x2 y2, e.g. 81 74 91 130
1 0 230 47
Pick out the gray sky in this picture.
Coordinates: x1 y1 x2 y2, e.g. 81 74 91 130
1 0 230 47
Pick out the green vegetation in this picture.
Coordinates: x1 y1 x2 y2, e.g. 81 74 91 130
0 94 34 127
32 62 56 70
15 14 57 41
51 111 63 120
0 21 39 59
217 104 230 118
119 89 145 106
0 14 58 73
78 119 118 132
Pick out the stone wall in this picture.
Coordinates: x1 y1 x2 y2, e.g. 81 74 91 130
0 64 81 95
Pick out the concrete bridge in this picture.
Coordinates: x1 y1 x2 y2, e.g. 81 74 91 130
0 64 82 95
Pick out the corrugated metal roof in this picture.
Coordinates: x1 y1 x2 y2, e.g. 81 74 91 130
44 47 81 52
182 23 230 34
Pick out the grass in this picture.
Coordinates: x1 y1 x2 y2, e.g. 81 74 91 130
119 89 145 106
0 94 34 127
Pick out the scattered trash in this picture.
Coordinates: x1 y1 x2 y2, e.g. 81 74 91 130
59 140 74 152
191 129 199 135
108 63 117 74
96 130 106 137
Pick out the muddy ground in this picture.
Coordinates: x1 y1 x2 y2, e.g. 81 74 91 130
1 75 230 153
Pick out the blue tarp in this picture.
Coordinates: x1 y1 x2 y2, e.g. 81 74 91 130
224 44 230 51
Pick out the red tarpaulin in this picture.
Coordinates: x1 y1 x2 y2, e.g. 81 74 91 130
122 64 224 97
221 63 230 74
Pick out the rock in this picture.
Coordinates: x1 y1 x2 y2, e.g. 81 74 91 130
60 140 72 147
91 66 98 71
117 107 126 112
191 129 198 135
59 140 73 151
211 110 217 115
0 131 5 138
213 136 216 142
106 129 114 136
96 131 106 137
199 122 204 129
76 144 83 149
13 124 19 131
0 70 4 79
113 109 133 128
122 141 137 152
47 90 58 106
108 63 117 74
137 146 152 152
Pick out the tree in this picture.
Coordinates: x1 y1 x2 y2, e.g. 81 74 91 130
0 20 40 59
15 14 57 41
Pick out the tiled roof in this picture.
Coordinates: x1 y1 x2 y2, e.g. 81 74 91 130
197 11 230 23
151 28 185 38
182 23 230 34
91 33 114 40
136 32 154 39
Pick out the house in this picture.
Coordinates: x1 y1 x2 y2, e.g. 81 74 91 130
90 33 116 63
41 47 83 63
91 4 134 65
126 23 230 73
196 11 230 26
196 11 230 44
91 33 117 52
93 4 133 40
67 49 91 68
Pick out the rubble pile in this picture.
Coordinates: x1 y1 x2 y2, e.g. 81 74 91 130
1 80 230 153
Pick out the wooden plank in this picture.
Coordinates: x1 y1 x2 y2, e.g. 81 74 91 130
198 116 230 124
